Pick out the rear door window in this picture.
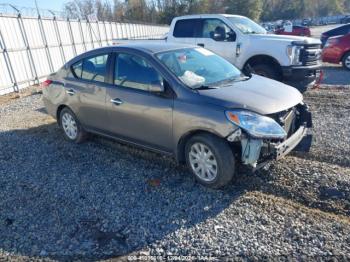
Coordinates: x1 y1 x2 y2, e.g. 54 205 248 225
173 19 200 38
71 54 108 83
72 60 83 78
82 54 108 82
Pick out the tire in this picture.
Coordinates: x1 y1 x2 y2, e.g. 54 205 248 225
59 107 87 143
185 133 236 189
251 63 280 80
342 52 350 71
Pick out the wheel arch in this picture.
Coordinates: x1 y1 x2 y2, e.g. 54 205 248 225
341 50 350 64
176 129 226 164
244 54 283 77
56 104 69 125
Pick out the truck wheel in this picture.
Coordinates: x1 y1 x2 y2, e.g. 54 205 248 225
342 52 350 70
185 133 236 189
251 64 280 80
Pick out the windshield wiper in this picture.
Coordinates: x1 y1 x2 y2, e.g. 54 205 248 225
193 85 219 90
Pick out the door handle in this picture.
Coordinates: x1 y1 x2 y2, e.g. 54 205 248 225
111 98 123 105
197 43 205 47
66 89 75 95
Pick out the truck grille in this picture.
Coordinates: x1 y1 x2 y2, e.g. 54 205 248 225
299 44 322 66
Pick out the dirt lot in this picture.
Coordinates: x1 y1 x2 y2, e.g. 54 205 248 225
0 83 350 261
0 25 349 260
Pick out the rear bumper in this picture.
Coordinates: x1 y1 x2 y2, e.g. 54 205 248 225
281 64 322 92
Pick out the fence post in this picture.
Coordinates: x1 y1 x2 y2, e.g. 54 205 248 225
16 12 39 85
95 20 102 47
52 15 66 64
0 29 18 92
38 15 54 73
102 21 108 45
78 19 86 52
67 18 77 57
86 18 95 48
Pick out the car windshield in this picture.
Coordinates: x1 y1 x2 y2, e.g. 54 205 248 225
156 48 242 89
227 16 266 34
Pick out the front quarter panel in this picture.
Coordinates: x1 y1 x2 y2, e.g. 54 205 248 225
173 95 237 152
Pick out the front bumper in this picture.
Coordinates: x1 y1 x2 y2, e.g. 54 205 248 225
281 64 322 92
274 125 311 159
232 104 313 169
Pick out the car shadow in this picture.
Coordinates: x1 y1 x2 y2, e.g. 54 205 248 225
0 122 248 261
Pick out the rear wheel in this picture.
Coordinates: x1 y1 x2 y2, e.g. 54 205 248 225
185 134 236 189
251 63 280 80
59 107 87 143
342 52 350 70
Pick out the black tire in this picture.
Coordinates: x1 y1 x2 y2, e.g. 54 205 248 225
59 107 87 143
251 63 280 80
342 52 350 71
185 133 236 189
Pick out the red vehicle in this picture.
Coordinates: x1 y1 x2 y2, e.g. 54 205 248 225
275 25 311 37
322 34 350 70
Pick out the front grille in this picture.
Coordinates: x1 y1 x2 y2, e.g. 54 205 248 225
299 44 322 66
268 107 296 137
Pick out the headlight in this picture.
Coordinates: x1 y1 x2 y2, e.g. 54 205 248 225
287 45 303 65
225 110 287 139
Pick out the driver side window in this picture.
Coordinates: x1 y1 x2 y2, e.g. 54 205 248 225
114 53 163 92
202 19 235 42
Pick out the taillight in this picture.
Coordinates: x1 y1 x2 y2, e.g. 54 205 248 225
41 79 52 87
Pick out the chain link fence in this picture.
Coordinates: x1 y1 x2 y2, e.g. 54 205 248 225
0 5 169 95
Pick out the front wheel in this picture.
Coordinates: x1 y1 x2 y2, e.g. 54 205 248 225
342 52 350 70
185 134 236 189
59 107 87 143
251 64 280 80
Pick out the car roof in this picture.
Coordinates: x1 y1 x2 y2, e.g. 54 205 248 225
174 14 245 19
66 43 195 66
112 42 195 54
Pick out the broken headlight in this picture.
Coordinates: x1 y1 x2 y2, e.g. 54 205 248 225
225 110 287 139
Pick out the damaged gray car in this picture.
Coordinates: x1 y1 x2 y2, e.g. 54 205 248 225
42 43 312 189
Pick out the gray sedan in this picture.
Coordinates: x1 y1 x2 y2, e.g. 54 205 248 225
42 43 312 189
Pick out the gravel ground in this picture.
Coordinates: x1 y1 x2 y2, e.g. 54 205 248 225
0 89 350 261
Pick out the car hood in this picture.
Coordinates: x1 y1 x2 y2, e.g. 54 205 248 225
198 75 303 115
249 33 321 44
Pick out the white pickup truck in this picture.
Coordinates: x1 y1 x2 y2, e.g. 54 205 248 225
113 14 322 92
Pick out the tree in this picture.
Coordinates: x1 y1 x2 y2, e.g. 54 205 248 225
225 0 263 20
62 0 350 24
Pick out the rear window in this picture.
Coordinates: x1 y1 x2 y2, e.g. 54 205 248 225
329 25 350 36
173 19 199 38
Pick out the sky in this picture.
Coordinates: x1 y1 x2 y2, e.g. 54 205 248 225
2 0 67 12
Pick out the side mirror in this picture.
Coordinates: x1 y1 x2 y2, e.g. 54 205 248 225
148 80 164 93
212 32 225 41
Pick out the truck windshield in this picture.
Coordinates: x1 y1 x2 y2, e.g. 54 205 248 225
156 48 242 89
227 16 266 35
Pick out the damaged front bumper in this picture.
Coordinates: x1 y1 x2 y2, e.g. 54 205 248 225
227 104 313 169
